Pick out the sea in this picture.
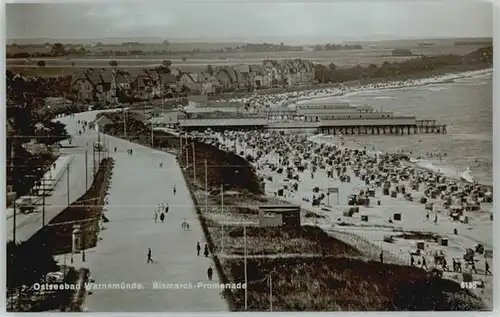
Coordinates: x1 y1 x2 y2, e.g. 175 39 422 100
301 72 493 186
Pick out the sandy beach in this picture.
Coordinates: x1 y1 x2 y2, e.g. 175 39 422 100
189 128 493 309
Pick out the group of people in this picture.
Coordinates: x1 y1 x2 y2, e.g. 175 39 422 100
197 242 213 280
145 237 214 281
197 241 210 258
153 202 169 223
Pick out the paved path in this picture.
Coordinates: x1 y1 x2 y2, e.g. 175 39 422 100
58 111 228 312
7 113 101 243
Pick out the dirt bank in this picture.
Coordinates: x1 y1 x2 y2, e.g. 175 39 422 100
226 257 485 311
42 157 115 254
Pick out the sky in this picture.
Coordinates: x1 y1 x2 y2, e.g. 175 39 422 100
6 0 493 44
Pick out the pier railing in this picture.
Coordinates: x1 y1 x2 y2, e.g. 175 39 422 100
416 119 447 134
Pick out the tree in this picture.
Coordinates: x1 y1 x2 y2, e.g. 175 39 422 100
162 40 170 46
182 57 187 62
159 66 171 74
50 43 66 56
328 63 337 71
392 48 413 56
162 60 172 68
37 60 46 68
206 64 214 75
109 60 118 68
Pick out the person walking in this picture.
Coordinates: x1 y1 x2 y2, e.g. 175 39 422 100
160 212 165 223
153 211 158 223
410 256 415 267
379 251 384 264
197 242 201 256
422 257 428 270
147 248 153 263
173 185 176 195
165 204 169 214
485 261 492 275
207 266 213 281
471 261 478 274
204 244 209 257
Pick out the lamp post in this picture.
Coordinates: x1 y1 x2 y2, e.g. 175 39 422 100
221 185 224 253
42 178 46 227
244 224 248 310
192 142 196 183
269 271 273 312
205 159 208 213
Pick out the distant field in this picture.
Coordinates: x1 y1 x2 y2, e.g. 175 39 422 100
6 45 485 77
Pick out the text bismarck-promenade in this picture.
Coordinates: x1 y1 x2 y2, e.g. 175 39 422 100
152 281 247 290
32 281 246 292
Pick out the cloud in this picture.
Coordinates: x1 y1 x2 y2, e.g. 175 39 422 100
6 1 492 41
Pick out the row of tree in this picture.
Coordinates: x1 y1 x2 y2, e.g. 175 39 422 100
7 70 71 197
314 44 363 51
314 45 493 84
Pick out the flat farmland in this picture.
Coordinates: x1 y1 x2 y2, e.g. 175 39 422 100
6 44 486 77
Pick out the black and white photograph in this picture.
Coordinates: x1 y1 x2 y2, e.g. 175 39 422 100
4 0 494 312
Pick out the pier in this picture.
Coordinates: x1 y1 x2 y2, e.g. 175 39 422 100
416 120 447 134
318 118 447 135
179 104 447 135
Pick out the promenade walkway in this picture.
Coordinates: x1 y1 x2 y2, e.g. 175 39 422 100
55 111 228 312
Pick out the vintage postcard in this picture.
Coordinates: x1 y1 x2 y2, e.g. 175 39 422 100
5 0 493 312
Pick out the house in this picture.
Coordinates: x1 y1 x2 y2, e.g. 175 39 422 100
154 109 187 127
258 204 301 229
233 64 254 91
226 67 247 90
179 72 204 93
249 65 265 89
71 68 116 103
159 73 177 90
71 71 94 101
132 69 155 100
201 74 220 95
96 69 116 104
92 115 113 131
114 71 134 102
280 60 300 87
295 59 315 85
214 67 234 91
213 66 249 92
154 73 178 97
143 69 161 97
115 71 132 91
258 59 315 88
262 60 281 88
45 97 72 109
170 68 183 77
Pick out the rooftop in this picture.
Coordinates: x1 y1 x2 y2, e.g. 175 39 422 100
179 118 268 127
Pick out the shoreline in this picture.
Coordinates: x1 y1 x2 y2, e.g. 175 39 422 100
311 134 493 190
286 68 493 107
215 67 492 111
